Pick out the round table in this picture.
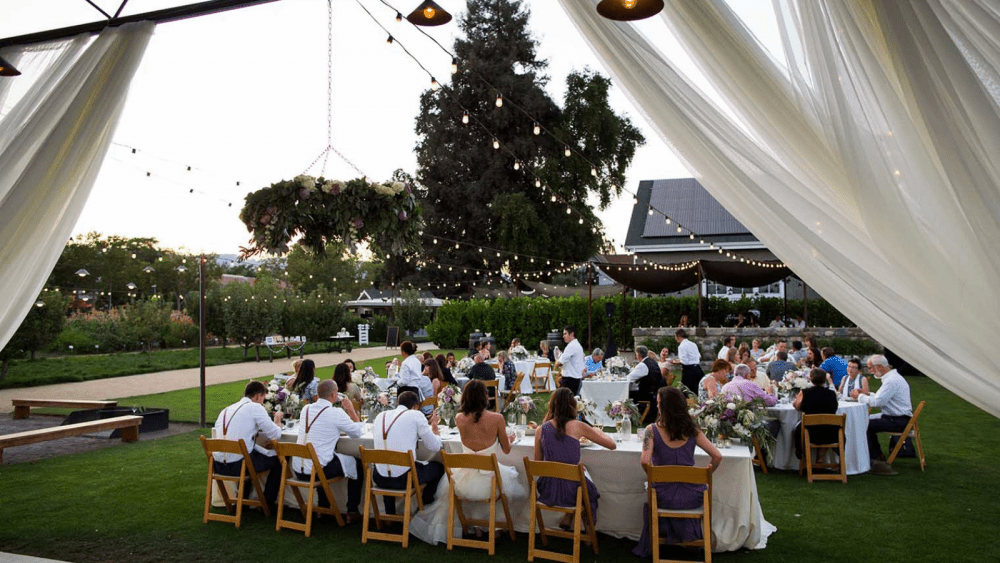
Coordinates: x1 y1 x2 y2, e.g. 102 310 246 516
766 400 870 475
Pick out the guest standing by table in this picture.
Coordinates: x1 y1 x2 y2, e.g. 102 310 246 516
555 325 586 395
792 369 839 460
633 386 722 557
671 329 704 393
852 355 913 468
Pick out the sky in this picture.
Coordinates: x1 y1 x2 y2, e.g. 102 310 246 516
0 0 781 256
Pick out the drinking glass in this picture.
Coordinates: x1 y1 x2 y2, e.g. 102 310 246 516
515 426 525 441
614 420 624 442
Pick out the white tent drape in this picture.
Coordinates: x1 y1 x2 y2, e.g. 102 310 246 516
0 22 155 351
557 0 1000 417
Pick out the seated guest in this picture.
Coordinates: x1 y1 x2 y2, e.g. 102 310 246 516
750 339 763 360
539 340 554 362
294 359 320 404
371 391 444 515
445 352 457 370
468 341 482 359
722 364 777 406
793 315 806 328
480 340 492 361
467 353 497 401
852 355 913 468
698 359 731 402
759 340 787 362
423 358 447 396
285 359 304 389
792 368 840 460
765 351 796 381
789 340 807 365
509 338 521 353
535 389 615 529
435 353 459 386
677 314 691 328
632 387 722 556
657 348 676 386
344 358 357 372
293 380 364 523
397 340 435 414
746 358 770 391
410 381 526 544
333 362 364 404
496 350 517 391
585 348 605 375
839 357 868 400
768 315 785 328
819 347 849 388
734 312 747 328
627 346 666 424
422 351 435 364
717 335 734 361
212 381 284 509
726 346 739 366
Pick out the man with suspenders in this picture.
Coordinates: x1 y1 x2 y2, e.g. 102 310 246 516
293 379 365 523
370 391 444 515
213 381 284 510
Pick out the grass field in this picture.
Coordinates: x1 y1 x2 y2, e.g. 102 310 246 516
1 371 998 562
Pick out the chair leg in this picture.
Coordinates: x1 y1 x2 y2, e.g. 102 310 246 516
915 431 926 471
401 485 412 548
203 465 214 524
446 487 456 551
488 492 497 555
572 490 583 563
361 472 372 544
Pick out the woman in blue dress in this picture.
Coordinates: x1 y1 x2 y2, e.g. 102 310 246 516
633 386 723 557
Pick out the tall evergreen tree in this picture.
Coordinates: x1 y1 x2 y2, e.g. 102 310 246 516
413 0 643 292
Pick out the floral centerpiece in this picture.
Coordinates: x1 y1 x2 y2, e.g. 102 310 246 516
574 396 598 424
604 356 631 378
603 399 641 427
353 367 381 397
503 395 537 425
454 356 475 376
238 174 423 258
437 384 462 425
779 371 812 400
263 379 303 421
509 345 529 361
689 397 775 463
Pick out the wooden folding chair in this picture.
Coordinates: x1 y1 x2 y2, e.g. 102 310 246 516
273 442 346 536
637 401 652 426
750 437 768 474
533 362 553 393
419 395 439 411
799 413 847 483
483 380 500 412
441 450 516 555
503 372 526 408
886 400 926 471
644 464 713 563
360 446 426 548
523 457 598 563
200 435 272 528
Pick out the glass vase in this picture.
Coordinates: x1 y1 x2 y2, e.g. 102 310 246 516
518 412 527 427
621 416 631 441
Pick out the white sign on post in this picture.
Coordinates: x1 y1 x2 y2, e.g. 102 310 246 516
358 324 370 346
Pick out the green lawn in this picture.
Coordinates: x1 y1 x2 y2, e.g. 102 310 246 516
1 375 998 562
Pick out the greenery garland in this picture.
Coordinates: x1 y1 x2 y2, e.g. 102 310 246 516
238 174 422 258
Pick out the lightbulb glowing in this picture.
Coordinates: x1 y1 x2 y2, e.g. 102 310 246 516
676 226 682 233
495 93 503 108
533 122 540 135
535 179 541 188
513 161 520 170
451 57 458 74
566 206 571 214
648 207 654 216
622 0 638 8
462 111 469 124
492 138 500 149
423 6 436 18
564 147 571 157
591 168 597 177
665 217 671 225
430 77 440 91
387 35 393 44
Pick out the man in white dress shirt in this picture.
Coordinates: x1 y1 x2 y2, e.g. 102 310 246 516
213 381 284 508
396 340 435 414
293 380 365 522
371 391 444 515
555 325 585 395
852 355 913 470
717 335 734 360
626 346 666 424
671 329 704 393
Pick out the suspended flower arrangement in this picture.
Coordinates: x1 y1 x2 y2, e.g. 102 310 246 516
238 174 423 258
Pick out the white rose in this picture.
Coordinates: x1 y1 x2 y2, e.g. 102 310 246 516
726 402 737 410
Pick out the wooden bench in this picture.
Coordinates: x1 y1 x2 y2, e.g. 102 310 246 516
0 415 142 463
12 399 118 419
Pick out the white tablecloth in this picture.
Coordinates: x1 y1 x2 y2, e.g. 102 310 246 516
766 401 870 475
485 359 553 393
580 380 630 427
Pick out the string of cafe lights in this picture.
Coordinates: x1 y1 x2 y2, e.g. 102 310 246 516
109 143 242 209
372 0 784 270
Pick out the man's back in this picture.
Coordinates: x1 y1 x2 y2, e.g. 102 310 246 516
766 360 796 381
468 362 496 381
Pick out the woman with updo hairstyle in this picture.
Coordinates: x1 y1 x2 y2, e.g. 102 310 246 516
632 386 722 556
698 359 731 402
294 359 319 403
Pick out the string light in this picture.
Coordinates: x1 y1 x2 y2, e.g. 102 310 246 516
495 93 503 108
533 122 541 135
564 147 571 157
513 160 520 171
430 77 440 91
462 111 469 124
451 57 458 74
492 138 500 150
387 35 393 44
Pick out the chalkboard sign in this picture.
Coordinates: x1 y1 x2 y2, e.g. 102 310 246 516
385 326 400 349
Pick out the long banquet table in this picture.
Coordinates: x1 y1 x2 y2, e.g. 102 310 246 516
266 426 774 552
766 400 871 475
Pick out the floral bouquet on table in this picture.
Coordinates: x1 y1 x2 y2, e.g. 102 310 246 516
574 395 598 425
689 397 775 463
262 379 303 421
604 355 631 378
353 367 381 397
509 345 530 361
437 384 462 425
779 370 812 400
604 399 642 427
503 395 537 425
454 356 475 376
364 391 396 418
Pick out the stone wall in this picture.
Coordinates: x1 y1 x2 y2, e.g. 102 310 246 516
632 326 878 364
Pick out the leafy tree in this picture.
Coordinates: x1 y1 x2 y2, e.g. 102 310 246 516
285 242 379 297
124 299 172 356
185 281 227 347
394 289 433 335
0 291 69 380
412 0 643 292
222 277 283 359
285 285 354 348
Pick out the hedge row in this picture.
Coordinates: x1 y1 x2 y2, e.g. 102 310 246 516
426 295 854 350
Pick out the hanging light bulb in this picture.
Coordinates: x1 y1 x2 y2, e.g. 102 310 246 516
495 93 503 108
430 77 440 91
533 122 541 135
578 217 584 224
395 11 403 22
648 207 654 216
676 225 682 233
407 1 452 26
665 217 671 225
386 35 393 44
564 146 571 157
632 195 638 205
462 110 469 124
535 179 542 188
566 206 571 214
492 138 500 150
596 0 665 21
689 233 695 240
513 160 520 171
451 57 458 74
591 167 598 177
552 195 558 203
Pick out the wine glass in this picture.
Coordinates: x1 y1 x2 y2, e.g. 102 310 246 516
614 419 624 442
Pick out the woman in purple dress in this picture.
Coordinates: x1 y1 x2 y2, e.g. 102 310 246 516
533 388 615 529
633 386 723 557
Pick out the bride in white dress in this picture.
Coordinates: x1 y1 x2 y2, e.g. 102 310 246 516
410 380 527 545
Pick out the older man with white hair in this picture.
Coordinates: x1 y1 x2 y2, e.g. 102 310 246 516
585 348 604 375
852 354 913 472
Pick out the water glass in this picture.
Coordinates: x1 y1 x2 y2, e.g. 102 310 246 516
515 426 525 441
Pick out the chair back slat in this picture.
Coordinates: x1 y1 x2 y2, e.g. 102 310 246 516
442 450 499 473
274 441 316 464
645 464 712 486
201 436 250 457
802 413 846 427
419 395 438 409
361 447 416 468
523 457 585 482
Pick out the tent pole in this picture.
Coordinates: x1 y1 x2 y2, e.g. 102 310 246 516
697 262 704 329
621 285 629 350
588 262 593 351
783 277 788 323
